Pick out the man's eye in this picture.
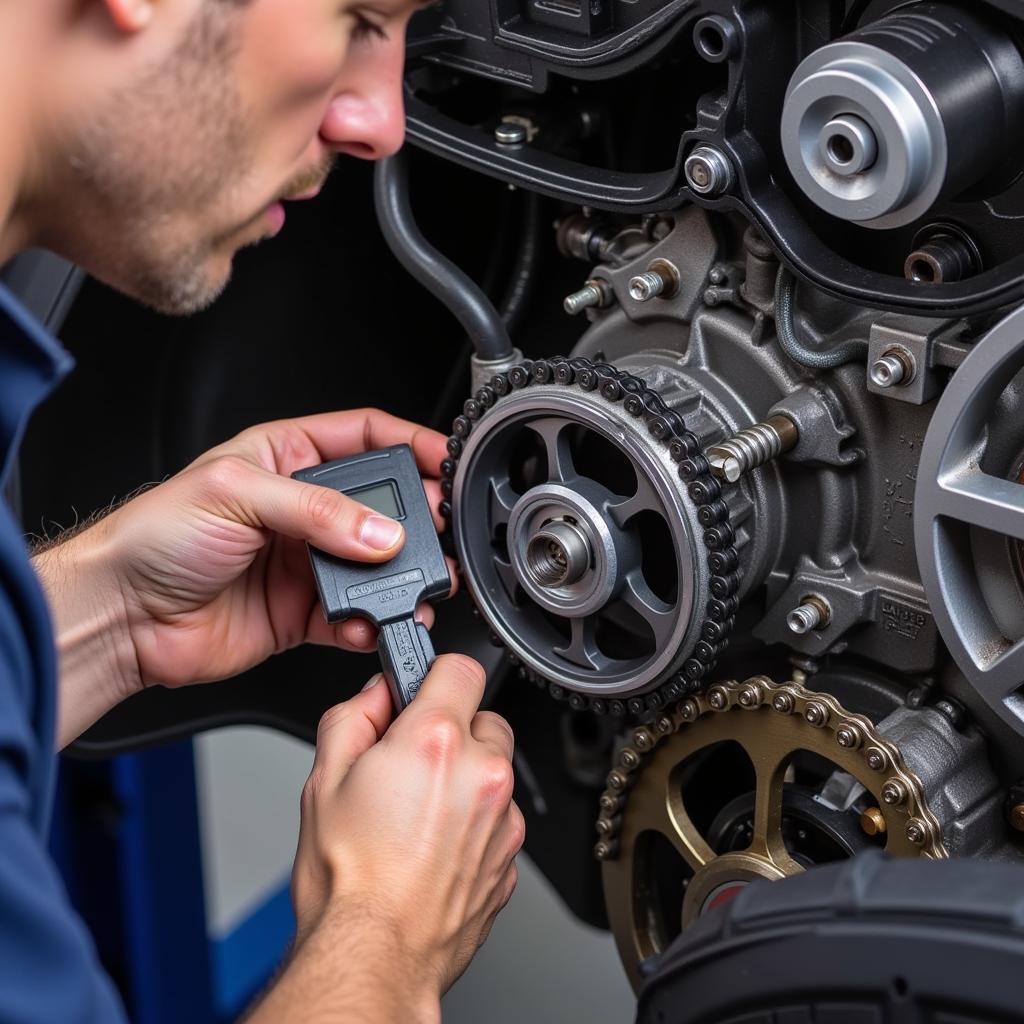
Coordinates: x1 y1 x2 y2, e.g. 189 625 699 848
351 14 388 42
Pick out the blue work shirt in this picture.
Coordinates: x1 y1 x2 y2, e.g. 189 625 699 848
0 282 128 1021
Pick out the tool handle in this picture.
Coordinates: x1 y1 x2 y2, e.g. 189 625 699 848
378 617 436 712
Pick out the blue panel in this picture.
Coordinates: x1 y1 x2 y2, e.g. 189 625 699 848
112 743 215 1024
209 883 295 1020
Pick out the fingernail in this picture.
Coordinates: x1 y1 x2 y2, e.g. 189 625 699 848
360 515 403 551
361 673 383 692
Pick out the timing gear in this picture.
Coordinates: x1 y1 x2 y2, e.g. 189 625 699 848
597 676 944 992
440 355 756 713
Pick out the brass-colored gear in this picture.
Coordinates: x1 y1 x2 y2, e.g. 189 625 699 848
597 676 946 991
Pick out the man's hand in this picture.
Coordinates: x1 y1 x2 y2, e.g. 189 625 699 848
34 409 453 747
248 656 524 1024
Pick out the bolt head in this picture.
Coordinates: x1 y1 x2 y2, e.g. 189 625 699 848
804 701 828 727
655 715 674 735
595 817 614 836
905 819 927 845
680 698 700 721
738 684 762 708
772 692 795 714
836 725 861 749
684 146 734 197
860 807 887 836
881 780 906 806
866 746 888 772
633 727 654 750
620 748 640 769
495 121 528 145
708 687 729 710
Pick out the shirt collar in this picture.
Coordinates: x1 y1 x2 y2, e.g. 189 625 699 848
0 282 74 486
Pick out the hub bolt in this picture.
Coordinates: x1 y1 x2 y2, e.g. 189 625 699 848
865 746 888 772
905 819 928 845
836 725 862 749
870 348 916 389
860 807 887 836
564 279 613 316
684 145 735 197
772 691 795 714
803 701 829 727
882 779 907 806
787 594 832 635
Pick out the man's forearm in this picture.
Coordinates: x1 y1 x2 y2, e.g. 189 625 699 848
33 519 140 748
245 906 441 1024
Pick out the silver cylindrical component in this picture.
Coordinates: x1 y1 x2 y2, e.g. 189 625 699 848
787 595 832 635
629 271 666 302
781 5 1024 229
525 519 592 588
494 121 527 146
706 415 799 483
904 231 979 284
870 350 915 389
684 145 734 197
819 114 877 176
564 280 611 315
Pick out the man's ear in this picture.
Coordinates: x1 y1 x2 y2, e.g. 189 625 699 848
102 0 156 33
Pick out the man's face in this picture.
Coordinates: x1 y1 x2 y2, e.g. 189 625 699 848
47 0 421 315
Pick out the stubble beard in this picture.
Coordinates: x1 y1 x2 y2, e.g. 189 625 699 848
64 7 259 316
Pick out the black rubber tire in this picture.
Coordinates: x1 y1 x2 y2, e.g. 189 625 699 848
637 851 1024 1024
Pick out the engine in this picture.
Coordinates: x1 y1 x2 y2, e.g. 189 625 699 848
392 0 1024 1015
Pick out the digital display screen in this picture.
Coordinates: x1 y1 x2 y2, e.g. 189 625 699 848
346 480 404 520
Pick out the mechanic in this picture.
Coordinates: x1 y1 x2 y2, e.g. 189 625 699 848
0 1 524 1021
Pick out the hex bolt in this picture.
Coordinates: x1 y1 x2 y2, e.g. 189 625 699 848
870 348 916 389
708 686 729 710
803 701 829 727
707 415 799 483
1010 803 1024 832
787 594 833 635
685 145 735 197
738 682 763 708
836 724 862 749
860 807 887 836
865 746 888 772
905 819 928 845
628 259 680 302
772 691 795 715
494 121 528 146
564 279 613 316
882 779 907 806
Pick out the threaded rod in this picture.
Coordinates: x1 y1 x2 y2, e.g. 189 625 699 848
706 415 798 483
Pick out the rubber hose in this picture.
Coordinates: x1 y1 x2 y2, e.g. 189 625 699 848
498 189 544 336
774 266 868 369
373 151 513 362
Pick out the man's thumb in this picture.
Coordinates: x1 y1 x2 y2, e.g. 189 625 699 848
310 676 393 786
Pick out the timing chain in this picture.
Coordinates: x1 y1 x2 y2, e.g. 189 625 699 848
593 676 947 862
439 355 741 717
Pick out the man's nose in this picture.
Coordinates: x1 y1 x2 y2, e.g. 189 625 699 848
319 73 406 160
